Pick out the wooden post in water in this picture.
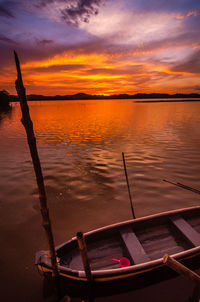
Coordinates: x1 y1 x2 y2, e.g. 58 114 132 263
77 232 94 302
163 254 200 285
14 51 61 298
163 254 200 301
122 152 136 219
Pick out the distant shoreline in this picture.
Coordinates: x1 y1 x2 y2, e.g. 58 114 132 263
11 98 200 103
10 98 200 103
134 99 200 103
9 92 200 102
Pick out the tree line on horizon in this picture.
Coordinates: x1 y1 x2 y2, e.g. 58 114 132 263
1 89 200 102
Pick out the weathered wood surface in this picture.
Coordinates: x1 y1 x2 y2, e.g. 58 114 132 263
14 51 61 298
136 223 185 260
87 237 123 270
77 232 94 302
171 216 200 246
185 216 200 234
120 226 150 264
163 254 200 286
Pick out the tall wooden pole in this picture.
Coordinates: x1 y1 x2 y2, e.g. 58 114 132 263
122 152 136 219
77 232 94 302
14 51 61 296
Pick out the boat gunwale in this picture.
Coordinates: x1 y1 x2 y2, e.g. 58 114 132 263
38 206 200 278
77 245 200 277
71 205 200 240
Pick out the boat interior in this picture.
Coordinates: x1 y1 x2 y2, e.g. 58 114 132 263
57 208 200 271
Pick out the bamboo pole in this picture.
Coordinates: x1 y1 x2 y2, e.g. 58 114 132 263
163 179 200 195
163 254 200 286
77 232 94 302
14 51 61 297
122 152 136 219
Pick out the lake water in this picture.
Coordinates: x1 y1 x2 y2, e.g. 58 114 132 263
1 99 200 301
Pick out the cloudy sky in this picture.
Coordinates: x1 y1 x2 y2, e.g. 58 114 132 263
0 0 200 95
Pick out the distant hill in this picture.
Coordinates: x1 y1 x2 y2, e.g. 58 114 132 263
9 92 200 101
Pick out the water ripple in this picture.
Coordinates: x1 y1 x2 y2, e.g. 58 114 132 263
1 100 200 301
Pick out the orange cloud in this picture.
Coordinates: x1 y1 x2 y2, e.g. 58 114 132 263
176 14 185 19
22 52 107 69
187 9 200 17
175 8 200 20
2 44 200 96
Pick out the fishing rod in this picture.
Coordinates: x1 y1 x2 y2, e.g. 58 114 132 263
122 152 136 219
163 179 200 195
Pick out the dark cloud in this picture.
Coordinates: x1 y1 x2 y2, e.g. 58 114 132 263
61 0 103 26
0 0 105 26
36 39 54 45
34 0 105 26
35 0 57 7
0 35 16 44
0 3 14 18
0 38 63 70
171 50 200 74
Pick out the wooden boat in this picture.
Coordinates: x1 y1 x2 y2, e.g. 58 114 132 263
35 206 200 298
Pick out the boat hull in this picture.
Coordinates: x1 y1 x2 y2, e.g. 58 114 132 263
39 251 200 298
36 206 200 298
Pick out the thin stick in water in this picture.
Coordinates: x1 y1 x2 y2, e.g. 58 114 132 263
122 152 136 219
163 179 200 195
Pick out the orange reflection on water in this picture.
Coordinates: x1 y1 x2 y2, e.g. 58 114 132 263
21 100 200 151
30 100 135 145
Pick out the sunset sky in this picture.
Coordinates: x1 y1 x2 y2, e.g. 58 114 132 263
0 0 200 96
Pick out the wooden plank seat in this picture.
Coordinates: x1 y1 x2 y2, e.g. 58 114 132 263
120 226 150 264
171 216 200 247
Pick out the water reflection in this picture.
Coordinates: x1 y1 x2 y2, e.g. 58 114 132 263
0 105 12 126
1 100 200 301
2 100 200 225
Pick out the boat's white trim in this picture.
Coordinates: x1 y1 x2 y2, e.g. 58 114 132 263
77 244 200 277
56 206 200 251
